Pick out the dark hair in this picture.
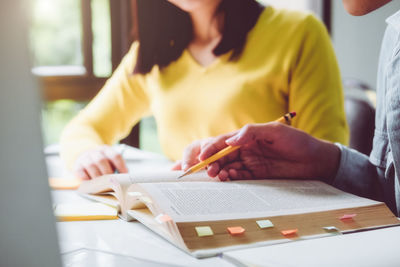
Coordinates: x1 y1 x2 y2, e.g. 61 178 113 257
134 0 264 74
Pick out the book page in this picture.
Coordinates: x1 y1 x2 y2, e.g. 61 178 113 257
128 170 214 183
79 170 214 194
78 170 215 216
138 180 380 222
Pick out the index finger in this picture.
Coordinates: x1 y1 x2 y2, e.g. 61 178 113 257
199 133 236 161
181 141 201 170
103 148 128 173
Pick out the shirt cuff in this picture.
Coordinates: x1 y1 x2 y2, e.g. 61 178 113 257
331 142 348 186
331 142 371 193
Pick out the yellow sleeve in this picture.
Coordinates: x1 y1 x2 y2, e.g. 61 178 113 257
60 43 150 169
288 15 349 145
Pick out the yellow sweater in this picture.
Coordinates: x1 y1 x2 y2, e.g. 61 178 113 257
60 7 348 169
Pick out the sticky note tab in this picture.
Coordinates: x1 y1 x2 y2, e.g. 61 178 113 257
127 192 142 197
140 197 152 204
323 226 340 232
155 214 172 224
48 177 82 190
339 214 356 220
281 229 298 236
227 226 246 236
54 203 118 221
256 220 274 229
195 226 214 237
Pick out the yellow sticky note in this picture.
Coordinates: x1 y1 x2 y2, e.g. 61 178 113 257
195 226 214 237
281 229 298 236
54 203 118 221
256 220 274 229
227 226 245 236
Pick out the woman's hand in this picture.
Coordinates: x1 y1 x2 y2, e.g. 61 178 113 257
172 132 237 171
180 122 341 182
73 145 128 179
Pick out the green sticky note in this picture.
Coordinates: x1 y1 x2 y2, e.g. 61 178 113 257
256 220 274 229
195 226 214 237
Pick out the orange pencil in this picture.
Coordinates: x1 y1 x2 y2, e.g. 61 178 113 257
177 111 296 179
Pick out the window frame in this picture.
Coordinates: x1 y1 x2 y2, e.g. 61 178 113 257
37 0 140 146
38 0 137 102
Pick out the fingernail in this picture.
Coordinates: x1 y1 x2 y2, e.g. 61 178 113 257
226 135 238 144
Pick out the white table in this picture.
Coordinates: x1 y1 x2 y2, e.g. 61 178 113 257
48 146 234 267
223 226 400 267
52 191 233 267
48 146 400 267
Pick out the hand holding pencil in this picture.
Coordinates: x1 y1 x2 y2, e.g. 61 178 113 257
178 112 296 179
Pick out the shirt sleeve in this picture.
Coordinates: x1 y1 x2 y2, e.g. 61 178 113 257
332 143 383 201
385 55 400 216
332 142 400 215
60 42 150 170
330 19 400 216
289 14 349 145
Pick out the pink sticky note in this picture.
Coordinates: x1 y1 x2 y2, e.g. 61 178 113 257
160 214 172 222
155 214 172 224
281 229 298 236
339 214 357 220
227 226 246 236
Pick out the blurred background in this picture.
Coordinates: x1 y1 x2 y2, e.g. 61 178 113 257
30 0 400 155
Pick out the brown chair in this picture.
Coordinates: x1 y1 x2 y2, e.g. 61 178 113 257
343 78 376 155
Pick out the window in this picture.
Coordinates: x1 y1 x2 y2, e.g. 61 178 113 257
30 0 83 71
30 0 151 150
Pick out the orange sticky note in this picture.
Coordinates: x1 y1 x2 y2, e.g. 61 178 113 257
339 214 356 220
48 177 82 190
227 226 246 236
281 229 298 236
155 214 172 224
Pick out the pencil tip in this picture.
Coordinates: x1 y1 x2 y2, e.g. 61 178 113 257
177 169 191 179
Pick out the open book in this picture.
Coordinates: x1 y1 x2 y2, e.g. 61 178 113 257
78 171 400 258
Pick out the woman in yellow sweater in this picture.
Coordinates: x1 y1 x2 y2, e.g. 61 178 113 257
60 0 348 179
